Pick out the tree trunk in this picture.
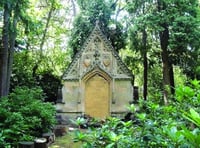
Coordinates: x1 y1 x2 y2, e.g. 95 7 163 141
141 2 148 100
7 13 18 93
32 3 54 77
169 63 175 95
0 4 10 97
161 41 171 104
157 0 175 104
39 3 54 55
142 28 148 100
71 0 77 17
159 23 172 104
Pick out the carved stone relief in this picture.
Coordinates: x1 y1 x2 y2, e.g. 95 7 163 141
83 55 92 68
62 24 133 80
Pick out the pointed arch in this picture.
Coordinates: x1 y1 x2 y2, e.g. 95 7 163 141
82 67 112 82
82 68 112 118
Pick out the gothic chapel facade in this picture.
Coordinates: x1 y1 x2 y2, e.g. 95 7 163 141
56 23 134 120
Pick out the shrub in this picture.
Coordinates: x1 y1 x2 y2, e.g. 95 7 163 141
73 80 200 147
0 87 56 147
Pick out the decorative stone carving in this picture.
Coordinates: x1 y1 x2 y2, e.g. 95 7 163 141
83 58 91 67
103 55 110 67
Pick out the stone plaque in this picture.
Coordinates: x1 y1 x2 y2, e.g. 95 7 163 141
85 74 109 118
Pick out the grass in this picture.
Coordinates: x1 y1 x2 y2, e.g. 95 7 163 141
49 132 82 148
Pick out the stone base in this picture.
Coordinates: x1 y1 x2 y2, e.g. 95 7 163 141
56 111 128 125
56 112 83 125
111 112 127 119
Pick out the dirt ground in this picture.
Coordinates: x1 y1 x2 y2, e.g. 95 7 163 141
49 126 82 148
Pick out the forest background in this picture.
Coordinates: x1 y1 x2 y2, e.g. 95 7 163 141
0 0 200 147
0 0 200 103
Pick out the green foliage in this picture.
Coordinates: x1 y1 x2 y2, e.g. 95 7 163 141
11 51 62 102
74 117 135 148
10 51 36 90
70 117 87 130
69 15 93 55
0 87 56 147
73 80 200 147
183 108 200 127
36 70 61 102
175 79 200 108
9 0 70 97
69 0 127 56
0 131 11 148
126 0 200 79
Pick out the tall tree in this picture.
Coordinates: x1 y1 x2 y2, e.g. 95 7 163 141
126 1 153 100
157 0 172 104
155 0 200 103
32 0 57 77
69 0 127 57
0 0 29 97
20 0 71 76
126 0 200 103
168 0 200 80
8 0 72 101
0 1 10 96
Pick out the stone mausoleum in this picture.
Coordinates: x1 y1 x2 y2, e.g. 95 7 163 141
56 23 134 120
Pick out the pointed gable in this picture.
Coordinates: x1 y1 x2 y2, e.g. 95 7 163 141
63 23 133 81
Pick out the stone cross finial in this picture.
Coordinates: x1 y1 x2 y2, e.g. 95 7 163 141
94 50 100 61
95 20 99 26
93 49 101 66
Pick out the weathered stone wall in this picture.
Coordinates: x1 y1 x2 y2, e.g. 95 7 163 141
56 81 80 113
111 80 133 112
56 79 133 120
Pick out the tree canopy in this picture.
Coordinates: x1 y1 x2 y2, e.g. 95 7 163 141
0 0 199 102
0 0 200 147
